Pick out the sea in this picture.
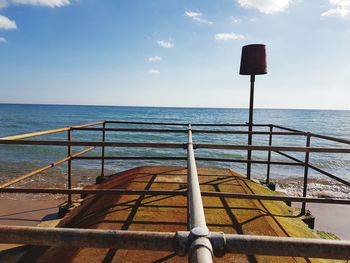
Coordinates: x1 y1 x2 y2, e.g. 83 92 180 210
0 104 349 199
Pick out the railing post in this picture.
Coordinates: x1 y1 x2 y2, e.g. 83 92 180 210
266 125 273 184
302 132 311 214
67 128 72 205
247 75 255 180
101 121 106 179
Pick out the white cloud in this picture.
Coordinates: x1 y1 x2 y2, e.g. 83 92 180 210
0 0 70 8
321 0 350 18
185 10 213 25
148 56 162 62
0 15 16 30
148 69 160 75
236 0 291 14
229 16 242 23
0 36 6 43
157 40 174 48
215 32 244 41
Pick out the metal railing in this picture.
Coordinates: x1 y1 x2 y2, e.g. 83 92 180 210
0 120 350 261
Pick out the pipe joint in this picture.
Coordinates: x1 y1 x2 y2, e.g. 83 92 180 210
209 232 226 257
190 237 214 257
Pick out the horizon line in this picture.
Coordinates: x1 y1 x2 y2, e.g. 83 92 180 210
0 102 349 111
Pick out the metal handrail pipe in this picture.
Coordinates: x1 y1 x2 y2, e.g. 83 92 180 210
0 121 104 140
272 124 304 133
71 127 305 136
195 144 350 153
2 140 350 153
106 120 188 126
74 156 304 166
105 121 272 127
75 156 187 160
0 140 186 148
187 124 213 263
72 127 188 133
191 130 306 136
225 234 350 259
275 151 350 187
308 163 350 187
200 191 350 205
0 225 176 251
187 125 208 230
310 133 350 146
0 146 96 189
0 188 187 196
272 124 350 145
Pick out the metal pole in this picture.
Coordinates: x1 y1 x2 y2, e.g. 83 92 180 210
224 234 350 259
0 225 176 252
266 125 273 184
101 121 106 179
187 124 213 263
67 128 72 205
302 133 311 214
247 74 255 180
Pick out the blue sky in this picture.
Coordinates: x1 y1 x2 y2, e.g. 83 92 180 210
0 0 350 109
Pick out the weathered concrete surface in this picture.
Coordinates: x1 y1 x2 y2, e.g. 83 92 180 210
2 166 337 262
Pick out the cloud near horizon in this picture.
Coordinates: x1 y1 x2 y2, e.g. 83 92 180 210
185 10 213 25
0 36 6 42
321 0 350 18
236 0 291 14
148 69 160 75
215 32 244 41
0 0 70 8
148 56 162 62
0 15 16 29
157 40 174 48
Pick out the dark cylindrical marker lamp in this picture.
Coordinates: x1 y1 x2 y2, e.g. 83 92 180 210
239 44 267 180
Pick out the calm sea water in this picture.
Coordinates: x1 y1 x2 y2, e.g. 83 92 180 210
0 104 349 198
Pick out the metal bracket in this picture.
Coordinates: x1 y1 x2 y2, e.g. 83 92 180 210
209 232 226 257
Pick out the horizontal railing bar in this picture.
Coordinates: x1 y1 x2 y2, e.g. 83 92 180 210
196 157 303 166
71 127 304 136
310 133 350 146
0 140 186 148
193 130 305 135
195 144 350 153
72 127 188 133
73 156 303 166
2 140 350 153
308 164 350 187
0 225 176 251
272 124 304 133
0 188 187 195
193 123 270 127
105 121 271 127
201 191 350 205
224 234 350 259
75 156 187 160
0 121 104 141
275 151 350 187
105 120 188 126
0 225 348 259
273 124 350 145
0 146 96 189
0 188 349 205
